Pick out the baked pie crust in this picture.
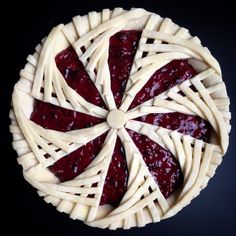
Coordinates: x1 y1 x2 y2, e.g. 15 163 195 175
10 7 231 229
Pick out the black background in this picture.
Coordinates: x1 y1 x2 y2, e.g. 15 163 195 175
2 0 236 235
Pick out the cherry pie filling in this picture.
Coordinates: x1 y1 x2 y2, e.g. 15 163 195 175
30 30 211 207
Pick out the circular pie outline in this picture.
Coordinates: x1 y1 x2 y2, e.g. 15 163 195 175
10 7 231 229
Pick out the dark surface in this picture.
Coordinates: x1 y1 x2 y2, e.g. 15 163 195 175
2 0 236 235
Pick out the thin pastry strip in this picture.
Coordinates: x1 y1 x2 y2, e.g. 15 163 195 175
142 30 221 74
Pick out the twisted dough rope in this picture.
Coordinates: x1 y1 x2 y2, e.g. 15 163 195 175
10 8 230 229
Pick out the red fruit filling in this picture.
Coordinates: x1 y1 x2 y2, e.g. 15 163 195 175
31 100 104 131
49 133 107 182
100 137 128 206
127 130 183 198
136 112 211 142
29 30 211 206
129 59 197 109
109 30 141 107
55 46 107 109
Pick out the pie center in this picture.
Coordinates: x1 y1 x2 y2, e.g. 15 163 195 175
107 109 127 129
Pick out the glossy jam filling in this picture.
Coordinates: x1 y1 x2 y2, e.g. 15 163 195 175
109 31 141 107
30 30 211 206
129 59 197 109
100 137 128 206
128 130 183 198
136 112 211 142
31 100 104 131
49 133 107 182
55 47 107 109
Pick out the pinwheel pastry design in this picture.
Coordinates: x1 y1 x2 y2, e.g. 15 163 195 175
10 8 231 229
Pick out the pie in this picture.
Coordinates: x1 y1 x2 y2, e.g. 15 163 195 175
10 7 231 229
